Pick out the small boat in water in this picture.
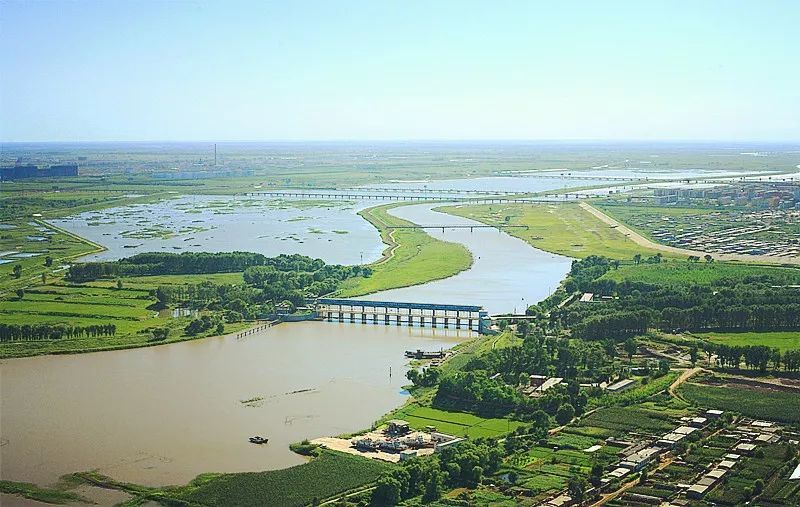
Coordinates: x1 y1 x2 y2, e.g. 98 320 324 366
249 436 268 444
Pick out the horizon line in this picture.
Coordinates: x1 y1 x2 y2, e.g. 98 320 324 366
2 138 800 145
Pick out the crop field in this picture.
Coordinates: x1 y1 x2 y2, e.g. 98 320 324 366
698 331 800 352
440 202 665 260
577 406 679 435
679 382 800 423
170 450 391 507
503 438 618 501
387 403 526 439
337 203 472 296
0 278 248 358
600 260 800 285
591 372 679 408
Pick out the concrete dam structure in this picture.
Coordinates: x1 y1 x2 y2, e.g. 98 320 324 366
316 298 491 333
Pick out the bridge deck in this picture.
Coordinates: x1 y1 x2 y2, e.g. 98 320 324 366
317 298 483 313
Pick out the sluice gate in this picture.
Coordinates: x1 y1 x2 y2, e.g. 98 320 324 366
315 298 490 334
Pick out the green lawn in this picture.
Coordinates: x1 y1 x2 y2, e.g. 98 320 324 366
337 203 472 296
699 331 800 352
440 202 666 260
601 261 800 285
679 382 800 423
386 403 526 439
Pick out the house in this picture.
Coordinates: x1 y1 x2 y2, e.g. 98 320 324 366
733 442 757 455
434 437 465 453
606 378 636 393
705 409 724 419
688 417 708 428
620 447 662 471
399 449 418 461
387 420 411 435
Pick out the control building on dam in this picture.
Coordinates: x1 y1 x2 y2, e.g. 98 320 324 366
315 298 491 333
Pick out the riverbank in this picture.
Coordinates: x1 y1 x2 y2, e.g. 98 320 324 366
439 201 668 260
336 202 473 297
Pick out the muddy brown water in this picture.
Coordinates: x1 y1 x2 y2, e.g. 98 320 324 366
0 322 468 487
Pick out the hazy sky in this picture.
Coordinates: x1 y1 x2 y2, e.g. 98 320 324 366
1 0 798 142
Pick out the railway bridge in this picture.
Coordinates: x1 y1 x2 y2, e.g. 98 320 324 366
315 298 490 333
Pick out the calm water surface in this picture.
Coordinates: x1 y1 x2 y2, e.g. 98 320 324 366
362 203 572 314
0 323 469 486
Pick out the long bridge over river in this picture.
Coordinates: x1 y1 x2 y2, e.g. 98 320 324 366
315 298 491 333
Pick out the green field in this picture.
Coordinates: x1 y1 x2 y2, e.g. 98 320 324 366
699 331 800 352
600 260 800 285
169 450 390 507
337 203 472 296
0 275 250 358
679 382 800 423
440 202 666 260
386 403 526 439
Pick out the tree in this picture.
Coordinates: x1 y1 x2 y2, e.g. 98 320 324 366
704 254 713 263
116 279 124 290
556 403 575 425
689 345 698 366
216 322 225 334
507 470 518 484
590 463 603 487
470 465 483 485
151 328 170 341
567 475 587 503
41 272 47 284
754 478 764 496
44 256 53 267
633 254 642 265
12 264 22 278
639 470 648 484
624 338 638 363
371 476 402 506
15 288 24 300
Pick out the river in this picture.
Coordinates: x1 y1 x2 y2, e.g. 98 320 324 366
0 201 571 489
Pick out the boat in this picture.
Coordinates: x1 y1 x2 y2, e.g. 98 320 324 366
249 436 268 444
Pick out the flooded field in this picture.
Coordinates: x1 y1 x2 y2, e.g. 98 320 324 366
0 322 469 487
51 196 386 264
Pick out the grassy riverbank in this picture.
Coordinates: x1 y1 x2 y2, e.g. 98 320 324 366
337 202 472 296
0 273 251 359
439 202 665 260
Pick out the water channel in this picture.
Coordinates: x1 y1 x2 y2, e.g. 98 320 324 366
1 199 571 489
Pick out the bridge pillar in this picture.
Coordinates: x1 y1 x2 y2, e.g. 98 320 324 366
385 314 389 325
420 316 425 327
444 317 449 328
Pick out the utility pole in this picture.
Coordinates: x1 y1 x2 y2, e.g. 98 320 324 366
214 143 217 166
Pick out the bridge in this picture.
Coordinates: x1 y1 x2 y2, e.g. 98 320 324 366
315 298 490 333
244 190 549 204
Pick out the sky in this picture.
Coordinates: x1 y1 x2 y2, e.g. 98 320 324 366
1 0 798 142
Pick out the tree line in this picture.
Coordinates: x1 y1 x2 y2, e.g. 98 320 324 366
0 323 117 341
703 342 800 373
151 254 367 323
67 251 272 282
552 256 800 339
